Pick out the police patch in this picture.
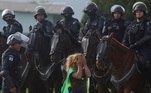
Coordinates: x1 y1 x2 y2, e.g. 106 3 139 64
9 55 14 61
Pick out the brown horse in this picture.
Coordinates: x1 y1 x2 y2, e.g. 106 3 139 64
96 34 143 93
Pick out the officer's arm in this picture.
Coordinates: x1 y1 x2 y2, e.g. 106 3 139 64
135 35 151 46
101 21 108 36
0 70 15 89
9 22 23 34
135 31 151 46
135 22 151 46
98 17 105 37
0 55 15 89
122 30 129 46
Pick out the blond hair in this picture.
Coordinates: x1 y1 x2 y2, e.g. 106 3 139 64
65 53 84 72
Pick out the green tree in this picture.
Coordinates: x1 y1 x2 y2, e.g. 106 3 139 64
81 0 151 23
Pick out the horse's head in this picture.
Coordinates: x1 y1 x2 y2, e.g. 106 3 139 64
81 29 100 56
96 34 113 70
96 33 135 74
49 28 67 62
49 28 82 63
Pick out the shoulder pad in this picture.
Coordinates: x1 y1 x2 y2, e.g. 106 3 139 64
14 20 21 26
3 49 15 62
73 19 80 25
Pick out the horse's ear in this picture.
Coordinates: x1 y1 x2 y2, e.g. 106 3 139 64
109 33 114 38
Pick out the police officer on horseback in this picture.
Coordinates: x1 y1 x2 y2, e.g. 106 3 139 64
81 2 105 39
80 2 105 93
102 5 129 42
55 6 81 41
32 6 54 38
28 6 54 51
123 2 151 85
2 9 23 38
0 32 29 93
27 6 54 93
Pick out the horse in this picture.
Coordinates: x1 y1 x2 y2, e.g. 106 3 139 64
81 28 109 93
96 34 146 93
0 33 8 90
49 26 82 93
27 29 52 93
81 30 114 93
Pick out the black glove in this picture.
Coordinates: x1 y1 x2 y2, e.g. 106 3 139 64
129 43 138 50
3 26 6 32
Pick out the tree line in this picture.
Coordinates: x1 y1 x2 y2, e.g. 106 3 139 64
81 0 151 24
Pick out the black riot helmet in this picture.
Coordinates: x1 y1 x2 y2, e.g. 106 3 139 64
132 2 148 14
84 2 98 14
34 6 47 19
61 6 74 15
110 5 125 15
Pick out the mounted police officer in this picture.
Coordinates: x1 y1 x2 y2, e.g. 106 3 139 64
55 6 81 41
2 9 23 38
80 2 105 93
122 2 151 85
28 6 54 53
0 32 29 93
102 5 129 42
27 6 54 93
81 2 105 40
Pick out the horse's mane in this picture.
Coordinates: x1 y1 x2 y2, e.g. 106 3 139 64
109 37 130 52
108 36 135 77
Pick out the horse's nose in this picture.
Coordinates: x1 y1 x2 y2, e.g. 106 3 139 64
49 50 54 56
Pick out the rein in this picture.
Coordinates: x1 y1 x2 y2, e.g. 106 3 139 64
93 63 112 79
34 55 65 80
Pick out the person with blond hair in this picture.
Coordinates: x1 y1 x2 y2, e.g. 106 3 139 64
61 53 91 93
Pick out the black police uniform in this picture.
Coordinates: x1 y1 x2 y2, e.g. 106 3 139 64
102 18 129 42
28 20 54 51
3 19 23 38
1 48 21 93
123 18 151 82
56 17 81 41
82 16 105 38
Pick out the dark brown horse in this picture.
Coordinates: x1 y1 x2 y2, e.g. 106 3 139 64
96 34 145 93
0 34 8 60
27 29 52 93
81 30 99 93
0 34 7 90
